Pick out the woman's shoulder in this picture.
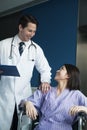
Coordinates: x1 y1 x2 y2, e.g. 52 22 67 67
33 87 57 97
70 89 86 99
72 90 83 95
51 86 57 91
48 87 57 94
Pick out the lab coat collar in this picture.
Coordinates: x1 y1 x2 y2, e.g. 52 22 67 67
13 34 31 47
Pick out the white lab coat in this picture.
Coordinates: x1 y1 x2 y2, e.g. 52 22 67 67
0 35 51 130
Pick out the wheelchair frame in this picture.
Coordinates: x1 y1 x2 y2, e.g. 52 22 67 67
19 105 87 130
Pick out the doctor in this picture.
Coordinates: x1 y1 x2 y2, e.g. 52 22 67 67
0 15 51 130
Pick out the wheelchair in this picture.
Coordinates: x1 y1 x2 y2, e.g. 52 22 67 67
72 112 87 130
19 105 87 130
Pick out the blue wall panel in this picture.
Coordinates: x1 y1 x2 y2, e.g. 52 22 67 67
22 0 78 86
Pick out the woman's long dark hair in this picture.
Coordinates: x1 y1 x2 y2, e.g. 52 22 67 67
64 64 80 90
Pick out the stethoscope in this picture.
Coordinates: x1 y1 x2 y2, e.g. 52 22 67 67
9 37 37 61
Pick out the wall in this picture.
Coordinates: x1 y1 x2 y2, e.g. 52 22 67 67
76 31 87 96
0 0 78 87
79 0 87 26
76 0 87 96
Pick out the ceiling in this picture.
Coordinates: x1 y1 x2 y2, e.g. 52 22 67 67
0 0 48 17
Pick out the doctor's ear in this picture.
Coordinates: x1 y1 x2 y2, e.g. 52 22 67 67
19 24 23 31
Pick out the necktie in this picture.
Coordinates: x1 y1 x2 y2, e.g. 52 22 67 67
19 42 25 56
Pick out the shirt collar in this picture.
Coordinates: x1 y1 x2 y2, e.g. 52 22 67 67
13 34 31 47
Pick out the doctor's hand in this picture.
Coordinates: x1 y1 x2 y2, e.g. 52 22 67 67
25 101 38 120
69 106 87 116
39 82 51 93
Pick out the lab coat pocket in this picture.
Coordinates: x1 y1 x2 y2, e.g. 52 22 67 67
17 60 35 78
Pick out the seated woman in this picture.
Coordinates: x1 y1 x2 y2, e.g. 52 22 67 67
21 64 87 130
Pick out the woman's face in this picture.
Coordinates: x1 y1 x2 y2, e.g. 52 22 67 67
54 66 69 81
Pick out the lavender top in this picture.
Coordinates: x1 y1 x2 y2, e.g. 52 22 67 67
27 87 87 130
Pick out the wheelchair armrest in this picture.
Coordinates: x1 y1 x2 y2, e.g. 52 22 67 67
19 102 26 115
72 112 87 130
19 102 39 129
77 111 87 121
77 111 87 129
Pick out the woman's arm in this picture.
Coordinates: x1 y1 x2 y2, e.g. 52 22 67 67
24 101 38 120
70 91 87 116
22 89 45 119
26 89 45 108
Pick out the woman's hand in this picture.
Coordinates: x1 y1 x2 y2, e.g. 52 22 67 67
25 101 38 120
70 106 87 116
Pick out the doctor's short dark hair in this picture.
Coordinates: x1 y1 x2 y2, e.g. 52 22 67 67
18 14 39 28
64 64 80 90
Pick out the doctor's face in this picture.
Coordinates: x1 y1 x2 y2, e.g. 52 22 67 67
18 22 37 41
54 66 69 82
